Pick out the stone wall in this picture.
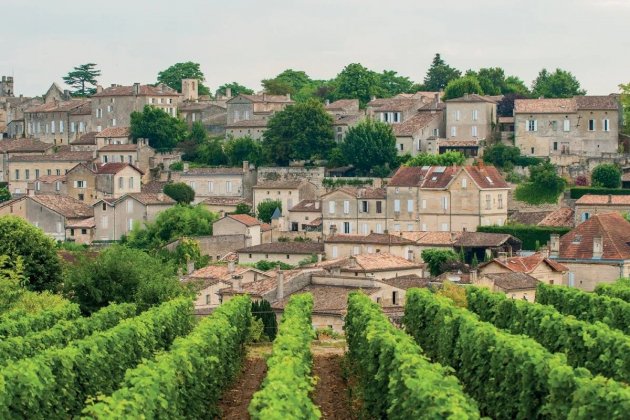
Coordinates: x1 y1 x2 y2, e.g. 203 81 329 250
257 166 326 188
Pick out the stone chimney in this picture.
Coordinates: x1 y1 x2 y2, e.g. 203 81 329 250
276 269 284 300
314 201 320 210
593 236 603 259
96 85 103 93
469 269 478 284
243 160 249 171
549 234 560 257
434 92 440 105
186 259 195 275
226 87 232 98
133 82 140 95
232 274 243 293
228 260 235 274
407 249 414 261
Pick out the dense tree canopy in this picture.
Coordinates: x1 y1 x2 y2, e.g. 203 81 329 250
62 63 101 97
332 63 382 107
378 70 415 97
421 248 461 276
216 82 254 97
157 62 210 95
130 105 188 151
262 99 334 165
620 82 630 135
339 119 397 177
224 136 265 167
163 182 195 204
497 93 528 117
531 68 586 98
405 151 465 167
0 216 62 292
257 199 282 223
443 76 484 100
591 164 621 188
262 69 312 96
0 186 10 203
423 54 462 91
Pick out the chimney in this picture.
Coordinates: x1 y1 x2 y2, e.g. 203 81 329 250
186 259 195 275
157 192 165 201
226 87 232 98
276 269 284 300
470 269 478 284
348 255 357 268
27 188 35 197
370 95 376 102
183 162 189 173
593 236 603 259
314 201 320 210
549 234 560 257
434 92 440 105
243 160 249 171
133 83 140 95
232 274 243 293
608 194 613 204
96 85 103 93
228 260 235 274
407 249 414 261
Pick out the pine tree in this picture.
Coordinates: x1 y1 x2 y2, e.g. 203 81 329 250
62 63 101 97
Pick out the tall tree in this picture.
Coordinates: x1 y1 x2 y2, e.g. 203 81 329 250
262 99 335 165
531 68 586 98
503 75 530 96
157 62 210 95
340 119 397 177
497 93 528 117
163 182 195 204
443 76 484 100
423 54 461 91
130 105 188 151
62 63 101 97
378 70 414 97
469 67 505 96
224 136 265 167
216 82 254 97
620 82 630 135
262 69 311 96
0 186 10 203
333 63 382 107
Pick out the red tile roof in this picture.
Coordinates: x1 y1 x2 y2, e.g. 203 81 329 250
389 165 509 190
96 127 130 138
315 252 421 272
0 139 52 153
482 252 568 273
537 207 575 227
226 213 261 227
29 194 93 218
484 272 540 291
464 165 509 189
559 213 630 260
25 99 90 113
392 113 441 136
92 84 178 97
96 162 143 175
326 233 416 246
575 194 630 205
70 132 98 145
289 200 321 212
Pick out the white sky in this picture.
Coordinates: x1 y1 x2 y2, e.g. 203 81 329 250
2 0 629 96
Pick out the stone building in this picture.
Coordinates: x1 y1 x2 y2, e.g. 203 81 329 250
23 194 93 241
393 112 443 155
574 194 630 224
514 95 620 157
325 99 363 142
478 252 568 286
445 93 499 142
0 138 52 183
173 161 257 203
324 232 417 260
226 94 293 125
236 242 325 266
253 180 319 217
213 214 271 247
24 99 93 145
321 187 387 236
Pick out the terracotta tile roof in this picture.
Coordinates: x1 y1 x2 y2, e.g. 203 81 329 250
220 269 311 297
435 271 472 283
237 242 324 255
125 193 175 206
70 132 98 145
576 194 630 205
254 180 308 189
187 264 267 282
401 231 459 245
484 272 540 291
25 99 90 113
0 139 51 153
326 187 386 199
226 119 268 128
179 101 227 111
261 223 272 232
510 211 552 226
35 174 67 183
66 217 95 229
288 200 321 212
379 274 430 290
538 207 574 227
446 94 499 103
332 114 363 126
141 181 167 194
96 162 143 175
9 151 94 162
439 139 479 147
481 252 567 273
315 252 421 272
202 196 250 206
464 165 509 189
515 98 577 114
234 94 293 104
226 214 261 227
29 194 93 218
98 144 138 152
559 213 630 260
392 113 441 136
326 233 416 246
92 84 178 97
96 126 130 138
367 97 420 112
305 217 322 227
181 167 244 176
388 166 429 187
325 99 359 111
455 232 518 248
574 95 618 110
420 166 459 189
271 284 379 314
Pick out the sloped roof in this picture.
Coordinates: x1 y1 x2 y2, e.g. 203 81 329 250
367 97 420 111
392 113 441 136
66 217 95 229
180 167 244 175
514 98 577 114
325 99 359 111
25 99 90 113
233 94 293 104
510 211 552 226
538 207 574 227
481 252 567 273
92 84 178 97
576 194 630 205
315 252 421 272
0 139 51 153
125 193 175 206
456 232 518 247
186 264 269 282
323 187 386 199
379 274 430 290
202 196 250 206
326 233 416 246
34 174 66 184
225 214 261 227
484 272 539 291
446 94 499 103
559 213 630 260
95 126 130 138
29 195 93 218
237 242 324 255
271 284 379 314
288 200 321 212
98 144 138 152
254 180 309 189
71 132 98 145
9 151 94 162
96 162 143 175
574 95 618 110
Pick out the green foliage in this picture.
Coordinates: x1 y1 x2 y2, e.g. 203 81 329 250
467 286 630 383
234 202 252 215
591 163 621 188
263 99 335 165
569 186 630 199
0 216 62 292
163 182 195 204
340 119 397 176
0 298 194 418
620 82 630 135
423 53 462 91
251 299 278 341
262 69 312 96
224 135 265 166
83 296 250 419
249 293 320 419
531 68 586 98
443 76 484 100
595 278 630 302
188 120 208 143
404 288 630 419
257 199 282 223
0 255 27 312
465 68 530 96
169 161 183 171
216 82 254 97
169 237 207 271
536 283 630 335
322 178 374 188
483 143 541 168
315 327 342 340
345 292 480 418
332 63 382 107
0 303 136 364
421 248 460 276
378 69 414 97
0 300 79 339
405 151 465 167
130 105 188 151
254 260 294 271
0 186 10 203
157 61 210 95
477 224 570 250
515 162 566 204
62 63 101 97
194 137 229 165
298 254 318 267
63 245 185 314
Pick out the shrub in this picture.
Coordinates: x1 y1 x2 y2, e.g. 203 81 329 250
421 248 460 276
569 187 630 199
257 199 282 223
477 224 570 250
591 163 621 188
595 278 630 302
163 182 195 204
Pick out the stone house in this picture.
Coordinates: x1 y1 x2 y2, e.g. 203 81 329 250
173 162 257 204
91 83 180 131
28 174 67 195
23 99 93 145
514 95 620 157
226 94 293 125
283 199 322 232
445 93 499 141
213 214 271 247
65 162 143 204
386 164 509 232
478 252 568 285
325 99 363 142
0 138 52 183
474 272 539 301
393 112 443 155
0 196 27 218
574 194 630 224
65 217 96 244
179 101 227 136
549 213 630 291
93 192 175 241
201 197 252 215
97 140 154 182
324 232 417 260
253 180 319 218
22 194 93 241
366 95 426 124
225 119 269 141
314 253 424 280
236 242 325 266
321 187 387 236
69 132 99 152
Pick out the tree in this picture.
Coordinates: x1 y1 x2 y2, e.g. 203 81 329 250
515 161 566 204
262 99 334 165
423 54 461 91
421 248 460 277
157 62 210 95
216 82 254 97
257 199 282 223
378 70 414 97
62 63 101 97
443 76 484 100
195 138 228 166
64 245 184 314
503 76 530 96
333 63 382 107
130 105 188 151
251 299 278 340
340 119 397 176
189 121 208 144
164 182 195 204
497 93 528 117
620 82 630 135
531 68 586 98
482 143 521 168
0 216 62 292
224 136 265 167
405 151 465 167
0 186 10 203
591 164 621 188
262 69 312 96
235 203 252 215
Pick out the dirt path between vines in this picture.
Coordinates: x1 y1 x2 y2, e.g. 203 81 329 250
312 341 356 420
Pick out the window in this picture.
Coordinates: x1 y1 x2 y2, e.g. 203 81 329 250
328 201 335 214
102 202 107 211
128 219 133 231
462 178 467 188
118 177 123 188
112 118 117 127
471 126 478 137
422 199 427 209
441 196 448 210
128 177 134 189
531 147 535 155
360 200 369 213
70 122 75 133
107 105 112 112
394 224 401 232
498 194 503 209
361 223 368 234
128 155 133 163
581 212 590 222
332 246 338 258
75 180 86 188
432 128 439 137
226 181 233 193
588 119 595 131
551 120 558 131
96 108 102 118
59 120 64 133
472 109 478 121
399 143 404 151
205 294 211 305
51 120 55 133
376 224 383 234
81 229 87 235
47 169 51 176
407 224 413 231
441 223 449 231
343 222 351 234
343 200 350 214
25 169 30 180
455 110 460 121
553 142 558 151
394 199 400 212
79 121 85 132
35 181 41 191
353 246 360 256
527 120 537 131
563 119 570 131
14 169 19 180
78 193 84 201
392 291 399 305
486 194 491 210
208 181 214 192
407 199 413 212
450 126 457 137
127 200 133 213
376 201 382 213
603 119 610 132
422 223 427 231
55 181 61 191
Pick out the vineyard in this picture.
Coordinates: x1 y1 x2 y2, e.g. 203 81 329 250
2 281 630 419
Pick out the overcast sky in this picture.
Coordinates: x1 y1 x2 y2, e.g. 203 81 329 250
2 0 629 97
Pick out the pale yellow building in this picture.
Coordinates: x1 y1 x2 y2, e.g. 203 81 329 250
253 180 319 218
237 242 324 266
321 187 387 236
445 93 499 141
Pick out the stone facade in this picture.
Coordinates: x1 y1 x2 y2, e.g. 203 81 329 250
321 188 387 236
24 100 93 145
445 94 498 141
172 161 257 203
253 181 319 217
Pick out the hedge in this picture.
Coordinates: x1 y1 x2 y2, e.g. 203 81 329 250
404 288 630 419
249 293 320 420
477 224 571 250
0 302 81 338
595 279 630 303
83 296 251 419
345 292 480 419
536 283 630 335
466 287 630 383
569 187 630 199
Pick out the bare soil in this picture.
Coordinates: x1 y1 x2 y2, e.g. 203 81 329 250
312 341 356 420
217 349 269 419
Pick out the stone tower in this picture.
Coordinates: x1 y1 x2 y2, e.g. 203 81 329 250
181 78 198 102
0 76 14 97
